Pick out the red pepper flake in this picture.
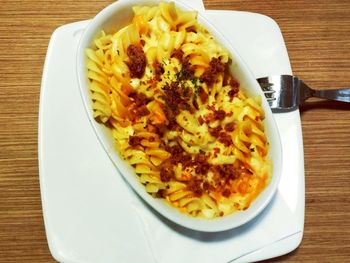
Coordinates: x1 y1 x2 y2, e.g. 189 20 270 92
199 87 208 103
214 147 220 154
198 116 204 125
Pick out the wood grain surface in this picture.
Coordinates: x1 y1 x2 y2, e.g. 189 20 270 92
0 0 349 262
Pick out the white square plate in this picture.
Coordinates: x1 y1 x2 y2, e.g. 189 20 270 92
39 4 304 262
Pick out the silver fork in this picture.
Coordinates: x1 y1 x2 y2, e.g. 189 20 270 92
257 75 350 113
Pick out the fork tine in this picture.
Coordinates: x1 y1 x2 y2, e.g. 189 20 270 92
258 80 276 102
258 75 299 112
259 82 274 90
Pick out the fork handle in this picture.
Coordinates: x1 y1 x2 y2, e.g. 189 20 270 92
313 88 350 103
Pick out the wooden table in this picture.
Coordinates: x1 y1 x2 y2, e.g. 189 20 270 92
1 0 349 262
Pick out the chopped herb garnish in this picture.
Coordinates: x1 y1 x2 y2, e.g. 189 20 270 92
191 77 197 85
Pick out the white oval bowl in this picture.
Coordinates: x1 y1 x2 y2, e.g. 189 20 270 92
76 0 282 232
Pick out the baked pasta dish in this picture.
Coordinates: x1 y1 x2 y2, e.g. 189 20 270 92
85 1 271 219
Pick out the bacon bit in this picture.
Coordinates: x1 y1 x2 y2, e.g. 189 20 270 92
189 107 196 114
195 153 207 163
192 96 199 110
187 178 203 197
224 122 236 132
153 61 164 81
129 136 143 147
172 82 192 98
165 144 184 162
218 164 239 180
228 88 238 98
126 44 146 78
166 117 178 131
230 77 239 88
200 58 225 85
171 48 184 61
135 105 150 116
214 110 226 120
163 82 191 116
129 92 149 107
156 189 166 198
192 152 209 174
208 126 222 137
199 87 208 103
165 144 184 155
213 147 220 154
203 113 214 123
218 131 232 146
202 181 210 191
153 123 166 136
181 154 193 168
198 116 204 125
195 163 210 175
160 166 174 182
222 189 231 198
228 78 240 98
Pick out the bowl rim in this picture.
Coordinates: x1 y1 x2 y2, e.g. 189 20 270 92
76 0 282 232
